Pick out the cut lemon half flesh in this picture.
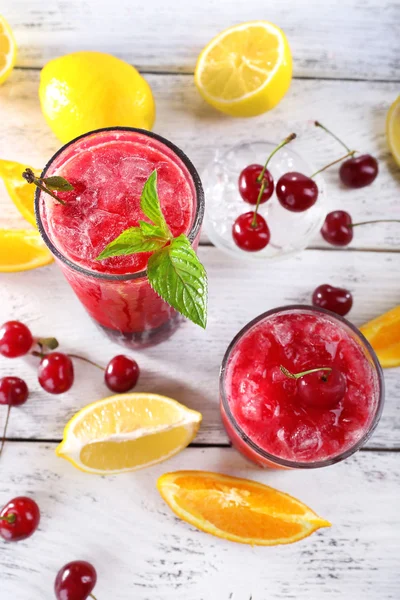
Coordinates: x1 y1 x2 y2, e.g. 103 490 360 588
0 15 17 85
158 471 330 546
387 96 400 167
195 21 292 117
56 393 202 475
0 229 53 272
360 305 400 368
0 159 39 226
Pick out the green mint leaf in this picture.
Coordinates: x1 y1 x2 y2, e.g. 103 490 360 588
96 226 167 260
140 170 170 236
147 234 207 329
138 220 167 239
42 176 74 191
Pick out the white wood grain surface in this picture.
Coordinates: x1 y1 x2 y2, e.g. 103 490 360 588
1 69 400 250
4 0 400 80
0 247 399 448
1 444 399 600
1 2 400 599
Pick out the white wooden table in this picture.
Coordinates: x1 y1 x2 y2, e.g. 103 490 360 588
1 2 400 598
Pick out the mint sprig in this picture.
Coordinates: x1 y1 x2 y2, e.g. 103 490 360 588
97 170 207 329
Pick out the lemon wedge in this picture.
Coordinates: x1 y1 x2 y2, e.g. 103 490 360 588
387 96 400 167
0 15 17 85
195 21 292 117
56 393 202 474
0 229 53 272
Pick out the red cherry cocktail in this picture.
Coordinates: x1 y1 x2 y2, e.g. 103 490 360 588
36 128 204 348
220 306 384 468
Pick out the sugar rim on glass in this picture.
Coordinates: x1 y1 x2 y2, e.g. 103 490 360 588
219 304 385 469
35 127 205 281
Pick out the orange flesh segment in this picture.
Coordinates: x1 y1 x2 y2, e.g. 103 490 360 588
360 306 400 367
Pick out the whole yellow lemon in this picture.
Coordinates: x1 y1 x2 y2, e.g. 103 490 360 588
39 51 155 143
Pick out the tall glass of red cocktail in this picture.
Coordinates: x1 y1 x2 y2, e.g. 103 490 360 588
35 128 204 348
220 305 384 469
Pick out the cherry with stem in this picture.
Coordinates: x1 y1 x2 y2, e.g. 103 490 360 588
0 377 29 458
280 365 346 409
232 180 271 251
238 134 297 204
315 121 378 188
321 210 400 246
276 150 354 212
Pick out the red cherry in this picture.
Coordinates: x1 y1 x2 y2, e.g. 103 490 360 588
232 212 270 252
312 284 353 317
105 355 140 393
55 561 97 600
297 368 347 409
238 164 274 205
0 321 33 358
276 172 318 212
0 497 40 542
321 210 353 246
339 154 378 188
38 352 74 394
0 377 29 406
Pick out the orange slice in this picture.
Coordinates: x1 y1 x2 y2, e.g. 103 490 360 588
0 159 39 226
157 471 330 546
0 229 53 272
360 305 400 368
0 15 17 85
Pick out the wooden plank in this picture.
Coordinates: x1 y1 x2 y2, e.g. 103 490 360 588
1 70 399 250
0 246 398 448
0 443 399 599
5 0 400 80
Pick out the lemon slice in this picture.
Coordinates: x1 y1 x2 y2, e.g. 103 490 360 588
387 96 400 167
56 393 202 474
195 21 292 117
0 15 17 85
0 229 53 272
0 159 39 226
158 471 330 546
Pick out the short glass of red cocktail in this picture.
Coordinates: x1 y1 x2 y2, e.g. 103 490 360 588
35 128 204 348
220 305 384 469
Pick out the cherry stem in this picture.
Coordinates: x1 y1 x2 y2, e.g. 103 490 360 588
89 595 97 600
257 133 297 183
0 512 16 524
314 121 352 153
22 168 66 206
68 353 104 372
310 151 355 179
280 365 332 380
350 219 400 228
0 406 11 459
251 181 266 228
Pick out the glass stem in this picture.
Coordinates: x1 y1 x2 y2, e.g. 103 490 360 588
314 121 352 153
310 151 355 179
257 133 297 182
251 181 266 228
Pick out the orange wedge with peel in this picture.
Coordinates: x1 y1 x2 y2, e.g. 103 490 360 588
157 471 330 546
0 159 40 226
0 229 53 272
360 305 400 367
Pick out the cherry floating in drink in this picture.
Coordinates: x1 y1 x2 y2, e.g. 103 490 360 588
321 210 400 247
315 121 378 188
220 306 383 468
35 128 204 349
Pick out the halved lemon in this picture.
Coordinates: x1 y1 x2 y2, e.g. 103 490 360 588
56 393 202 475
195 21 292 117
0 229 53 272
158 471 330 546
0 159 39 226
0 15 17 85
360 305 400 368
387 96 400 167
